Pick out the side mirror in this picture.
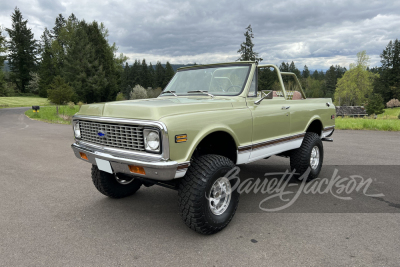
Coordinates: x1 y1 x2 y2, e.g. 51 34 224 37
254 90 273 105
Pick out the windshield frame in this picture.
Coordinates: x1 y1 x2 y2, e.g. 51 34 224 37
160 63 252 97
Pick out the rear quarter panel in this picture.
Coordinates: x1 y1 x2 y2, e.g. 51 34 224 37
289 98 336 134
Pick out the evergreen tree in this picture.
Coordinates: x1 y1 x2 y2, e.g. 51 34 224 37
61 19 126 103
47 76 74 114
141 59 149 88
0 28 7 95
365 93 385 115
279 62 289 72
163 62 175 88
6 7 38 93
237 25 262 62
258 67 278 91
50 14 66 40
86 21 120 101
0 28 6 68
131 59 141 86
63 20 107 103
288 61 301 77
154 61 165 88
312 70 319 80
148 62 155 88
302 65 310 79
120 62 130 98
38 28 56 97
325 65 337 97
380 39 400 102
318 70 325 80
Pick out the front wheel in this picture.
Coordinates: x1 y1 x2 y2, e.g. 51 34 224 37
290 132 324 181
178 155 240 235
91 165 142 198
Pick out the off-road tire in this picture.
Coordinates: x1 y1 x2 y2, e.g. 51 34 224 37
91 165 142 198
178 154 240 235
290 132 324 181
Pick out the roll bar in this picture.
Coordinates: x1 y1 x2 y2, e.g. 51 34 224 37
257 64 306 100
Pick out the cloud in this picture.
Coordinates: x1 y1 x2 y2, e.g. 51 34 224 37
0 0 399 70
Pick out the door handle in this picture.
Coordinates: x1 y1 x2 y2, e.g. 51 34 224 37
281 106 290 110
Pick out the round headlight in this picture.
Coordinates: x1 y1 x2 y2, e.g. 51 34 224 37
74 121 81 138
146 131 160 150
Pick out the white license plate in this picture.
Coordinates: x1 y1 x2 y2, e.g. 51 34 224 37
95 158 113 174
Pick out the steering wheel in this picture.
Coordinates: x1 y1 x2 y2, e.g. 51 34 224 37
226 85 242 92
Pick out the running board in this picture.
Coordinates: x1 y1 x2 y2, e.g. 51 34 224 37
321 138 333 142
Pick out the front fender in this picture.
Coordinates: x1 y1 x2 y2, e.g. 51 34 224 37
160 108 252 163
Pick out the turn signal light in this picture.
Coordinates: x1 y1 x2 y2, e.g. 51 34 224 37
79 152 88 160
175 134 187 143
129 165 146 175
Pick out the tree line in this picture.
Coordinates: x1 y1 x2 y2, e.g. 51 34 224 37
1 14 399 113
0 7 176 104
237 25 400 114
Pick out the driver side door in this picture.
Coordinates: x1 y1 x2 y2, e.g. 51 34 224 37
247 97 291 162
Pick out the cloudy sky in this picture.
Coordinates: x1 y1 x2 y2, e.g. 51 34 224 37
1 0 399 70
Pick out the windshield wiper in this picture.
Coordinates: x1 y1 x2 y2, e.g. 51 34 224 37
187 90 214 98
160 90 177 96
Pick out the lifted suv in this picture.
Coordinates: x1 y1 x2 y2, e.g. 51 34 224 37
71 62 335 234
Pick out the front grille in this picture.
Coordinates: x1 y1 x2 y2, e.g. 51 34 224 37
79 121 145 151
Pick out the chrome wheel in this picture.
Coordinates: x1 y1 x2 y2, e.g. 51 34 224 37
209 177 232 215
115 175 134 185
310 146 320 170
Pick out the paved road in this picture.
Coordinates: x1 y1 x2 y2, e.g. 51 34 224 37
1 107 400 266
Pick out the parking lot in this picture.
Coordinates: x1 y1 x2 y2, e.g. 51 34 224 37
1 107 400 266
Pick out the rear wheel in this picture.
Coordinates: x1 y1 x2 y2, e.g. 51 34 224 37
178 154 240 235
290 132 324 181
91 165 142 198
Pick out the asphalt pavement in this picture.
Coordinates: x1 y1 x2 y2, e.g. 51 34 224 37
1 107 399 266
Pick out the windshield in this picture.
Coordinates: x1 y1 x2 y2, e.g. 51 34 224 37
162 65 251 96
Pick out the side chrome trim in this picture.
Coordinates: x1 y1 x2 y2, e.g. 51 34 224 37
72 115 170 160
236 133 306 164
238 144 252 154
251 133 305 151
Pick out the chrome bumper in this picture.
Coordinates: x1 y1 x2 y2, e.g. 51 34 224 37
71 142 189 181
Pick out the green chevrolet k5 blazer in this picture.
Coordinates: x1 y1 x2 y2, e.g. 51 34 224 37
71 61 336 234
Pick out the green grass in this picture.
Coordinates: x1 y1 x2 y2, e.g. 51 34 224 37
336 107 400 131
25 105 80 124
336 117 400 131
0 96 51 108
377 107 400 119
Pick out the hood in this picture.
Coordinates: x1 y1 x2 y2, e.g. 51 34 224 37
77 96 243 120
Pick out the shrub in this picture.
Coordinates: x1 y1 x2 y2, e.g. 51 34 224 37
115 92 125 101
47 76 74 114
77 101 84 108
147 87 162 98
386 98 400 108
129 85 148 100
365 94 385 115
67 101 75 109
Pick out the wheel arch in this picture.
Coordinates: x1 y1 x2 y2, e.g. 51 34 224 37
188 129 239 163
304 117 324 137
